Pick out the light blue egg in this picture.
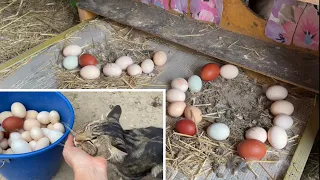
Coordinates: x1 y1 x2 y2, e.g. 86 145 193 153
63 56 78 70
188 75 202 92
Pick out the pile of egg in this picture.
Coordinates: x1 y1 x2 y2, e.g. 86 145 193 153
167 63 239 141
237 85 294 161
62 44 167 79
0 102 65 154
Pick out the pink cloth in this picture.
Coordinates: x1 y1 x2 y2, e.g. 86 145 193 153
170 0 188 14
190 0 222 24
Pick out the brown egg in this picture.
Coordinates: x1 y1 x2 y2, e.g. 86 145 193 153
4 132 10 139
184 106 202 124
2 116 24 132
153 51 167 66
167 102 186 117
237 139 266 160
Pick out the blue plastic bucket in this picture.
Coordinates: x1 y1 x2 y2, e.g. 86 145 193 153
0 92 75 180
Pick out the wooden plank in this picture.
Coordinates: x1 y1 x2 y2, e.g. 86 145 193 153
284 100 319 180
77 0 319 93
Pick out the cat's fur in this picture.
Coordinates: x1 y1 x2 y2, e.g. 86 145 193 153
74 105 163 180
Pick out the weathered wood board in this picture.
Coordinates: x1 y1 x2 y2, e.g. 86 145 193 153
77 0 319 93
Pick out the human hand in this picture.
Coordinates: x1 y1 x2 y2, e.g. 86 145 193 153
297 0 319 5
62 135 108 180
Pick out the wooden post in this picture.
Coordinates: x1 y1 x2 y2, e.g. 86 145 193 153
78 8 97 21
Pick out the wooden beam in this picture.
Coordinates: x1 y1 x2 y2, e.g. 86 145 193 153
77 0 319 93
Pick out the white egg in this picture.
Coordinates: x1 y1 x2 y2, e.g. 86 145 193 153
207 123 230 141
266 85 288 101
153 51 167 66
43 129 63 143
8 138 12 147
47 124 54 130
171 78 188 92
127 64 142 76
29 140 37 150
0 111 13 123
11 139 32 154
220 64 239 79
141 59 154 73
0 138 8 149
21 131 33 142
30 127 44 141
24 119 41 131
273 114 293 130
270 100 294 115
0 132 3 141
63 56 78 70
34 137 50 151
37 111 50 124
53 123 65 133
25 110 38 120
10 132 21 141
103 63 122 77
268 126 287 149
167 102 186 117
245 127 267 143
115 56 133 70
11 102 27 118
49 110 60 124
166 89 186 103
80 65 101 80
63 45 82 56
4 148 13 154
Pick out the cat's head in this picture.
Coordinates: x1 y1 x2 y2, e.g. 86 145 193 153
74 105 128 162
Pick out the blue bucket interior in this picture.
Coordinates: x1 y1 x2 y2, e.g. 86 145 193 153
0 92 74 180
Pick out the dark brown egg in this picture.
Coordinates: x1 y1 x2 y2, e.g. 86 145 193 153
79 54 98 67
2 116 24 132
237 139 266 160
4 131 10 138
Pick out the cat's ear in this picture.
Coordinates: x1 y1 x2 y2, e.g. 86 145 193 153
107 105 122 121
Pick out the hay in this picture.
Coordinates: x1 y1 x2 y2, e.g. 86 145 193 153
0 0 77 64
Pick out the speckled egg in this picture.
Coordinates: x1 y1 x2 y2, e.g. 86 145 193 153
63 45 82 56
171 78 188 92
103 63 122 77
141 59 154 73
80 65 100 80
63 56 78 70
115 56 133 70
166 89 185 103
188 75 202 92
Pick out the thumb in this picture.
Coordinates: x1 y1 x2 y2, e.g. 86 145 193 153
65 134 75 147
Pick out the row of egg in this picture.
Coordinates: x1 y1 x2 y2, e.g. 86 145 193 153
237 85 295 161
62 44 168 79
0 102 64 154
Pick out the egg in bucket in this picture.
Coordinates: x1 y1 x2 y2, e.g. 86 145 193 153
0 92 74 180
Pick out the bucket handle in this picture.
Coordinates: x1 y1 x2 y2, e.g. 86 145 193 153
0 159 10 168
0 161 4 168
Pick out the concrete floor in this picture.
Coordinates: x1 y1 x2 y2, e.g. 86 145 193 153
0 91 164 180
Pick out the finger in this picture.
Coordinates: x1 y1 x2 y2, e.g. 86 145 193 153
64 134 75 147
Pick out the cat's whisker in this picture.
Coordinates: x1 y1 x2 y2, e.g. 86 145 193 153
61 122 77 136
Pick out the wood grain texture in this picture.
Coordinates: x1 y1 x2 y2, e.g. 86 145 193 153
77 0 319 93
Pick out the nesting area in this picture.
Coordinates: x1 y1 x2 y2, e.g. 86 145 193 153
166 70 316 179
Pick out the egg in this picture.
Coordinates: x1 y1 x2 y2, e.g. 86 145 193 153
4 148 13 154
10 132 21 141
166 89 186 102
245 127 267 143
47 123 54 130
115 56 134 70
103 63 122 77
37 111 50 124
127 64 142 76
42 128 63 143
188 75 202 92
167 102 186 117
220 64 239 79
0 138 8 149
29 140 37 150
11 102 27 118
63 56 78 70
268 126 288 149
200 63 220 81
34 137 50 151
63 45 82 56
23 119 41 131
11 139 32 154
207 123 230 141
53 123 65 133
141 59 154 73
273 114 293 130
21 131 33 142
0 111 13 123
25 110 38 120
270 100 294 116
0 132 3 141
184 106 202 124
175 119 197 136
2 116 24 132
237 139 266 160
153 51 167 66
171 78 188 92
266 85 288 101
3 132 9 139
79 54 98 67
30 127 44 141
80 65 101 80
49 110 60 124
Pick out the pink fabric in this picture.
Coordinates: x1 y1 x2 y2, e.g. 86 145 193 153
190 0 222 24
170 0 188 14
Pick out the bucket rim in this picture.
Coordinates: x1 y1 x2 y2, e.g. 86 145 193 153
0 92 75 159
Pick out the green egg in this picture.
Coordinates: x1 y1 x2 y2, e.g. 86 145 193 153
188 75 202 92
63 56 78 70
